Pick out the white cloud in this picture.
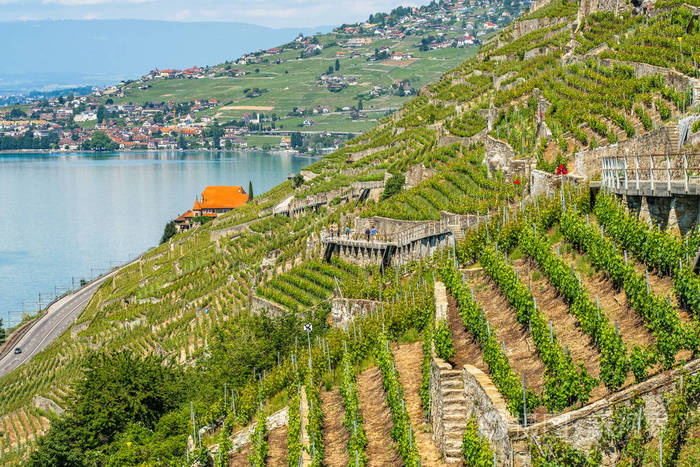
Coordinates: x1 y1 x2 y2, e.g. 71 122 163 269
42 0 153 5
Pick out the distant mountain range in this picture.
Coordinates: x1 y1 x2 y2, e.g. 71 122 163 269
0 20 332 94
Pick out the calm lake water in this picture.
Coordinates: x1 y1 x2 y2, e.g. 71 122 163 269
0 150 314 326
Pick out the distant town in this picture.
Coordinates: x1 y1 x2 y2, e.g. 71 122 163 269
0 0 528 153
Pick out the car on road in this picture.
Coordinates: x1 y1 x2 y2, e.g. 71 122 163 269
14 347 22 354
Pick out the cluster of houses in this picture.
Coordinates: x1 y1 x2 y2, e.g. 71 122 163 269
336 0 526 47
0 94 227 151
0 0 528 152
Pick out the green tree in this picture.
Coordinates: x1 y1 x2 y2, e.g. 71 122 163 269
82 131 117 152
153 112 164 124
357 99 363 111
293 173 304 188
160 221 176 244
290 132 303 148
96 105 106 124
8 107 26 119
335 58 340 71
382 173 405 199
248 181 254 200
0 318 5 345
28 352 184 466
178 134 188 150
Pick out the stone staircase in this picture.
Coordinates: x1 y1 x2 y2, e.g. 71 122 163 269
450 225 465 243
439 368 468 462
669 123 681 151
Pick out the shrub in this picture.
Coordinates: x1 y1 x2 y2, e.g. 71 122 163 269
461 415 495 466
381 173 405 200
433 319 455 361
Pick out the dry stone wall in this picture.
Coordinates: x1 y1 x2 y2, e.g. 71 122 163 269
330 298 379 329
454 355 700 466
353 216 436 238
573 125 678 180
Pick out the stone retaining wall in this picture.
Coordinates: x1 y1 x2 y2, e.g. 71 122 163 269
330 298 379 329
250 295 287 317
457 355 700 466
463 365 518 465
573 125 677 180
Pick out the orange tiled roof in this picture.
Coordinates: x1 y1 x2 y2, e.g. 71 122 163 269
195 186 248 210
175 210 195 222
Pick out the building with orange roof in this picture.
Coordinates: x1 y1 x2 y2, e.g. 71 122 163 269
174 186 248 231
193 185 248 216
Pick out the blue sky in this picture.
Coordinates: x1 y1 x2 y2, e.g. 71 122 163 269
0 0 422 27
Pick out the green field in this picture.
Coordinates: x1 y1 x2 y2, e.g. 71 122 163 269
112 33 476 129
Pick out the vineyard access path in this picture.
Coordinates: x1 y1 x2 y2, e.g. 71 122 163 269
228 443 252 466
555 242 656 352
320 388 349 467
266 425 287 466
356 366 402 466
445 292 488 373
512 258 607 400
468 271 547 393
392 341 448 467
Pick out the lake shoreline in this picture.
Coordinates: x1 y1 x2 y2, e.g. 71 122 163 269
0 150 315 326
0 148 320 157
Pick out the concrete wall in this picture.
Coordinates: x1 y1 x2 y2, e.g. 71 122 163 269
624 194 699 234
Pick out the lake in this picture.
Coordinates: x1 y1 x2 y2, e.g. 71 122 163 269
0 150 314 326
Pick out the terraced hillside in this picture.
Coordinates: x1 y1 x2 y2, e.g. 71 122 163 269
2 0 700 465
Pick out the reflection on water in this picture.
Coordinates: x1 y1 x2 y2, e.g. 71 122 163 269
0 150 315 324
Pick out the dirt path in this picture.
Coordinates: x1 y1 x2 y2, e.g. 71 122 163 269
446 292 488 373
557 244 655 350
469 271 547 393
513 259 607 401
266 425 288 467
228 443 252 466
320 388 349 467
356 366 402 467
392 341 448 466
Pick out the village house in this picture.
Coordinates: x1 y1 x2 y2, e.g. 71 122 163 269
174 185 249 230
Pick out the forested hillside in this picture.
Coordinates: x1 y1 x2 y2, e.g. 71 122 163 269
2 0 700 465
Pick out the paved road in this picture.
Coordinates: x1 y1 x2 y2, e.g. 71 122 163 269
0 268 121 377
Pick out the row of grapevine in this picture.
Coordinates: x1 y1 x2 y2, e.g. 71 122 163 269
593 192 700 315
559 210 697 367
479 245 597 410
339 353 368 466
519 226 628 389
305 381 324 465
440 262 538 417
375 337 421 465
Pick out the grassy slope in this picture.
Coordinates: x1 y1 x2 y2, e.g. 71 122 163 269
111 33 477 132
